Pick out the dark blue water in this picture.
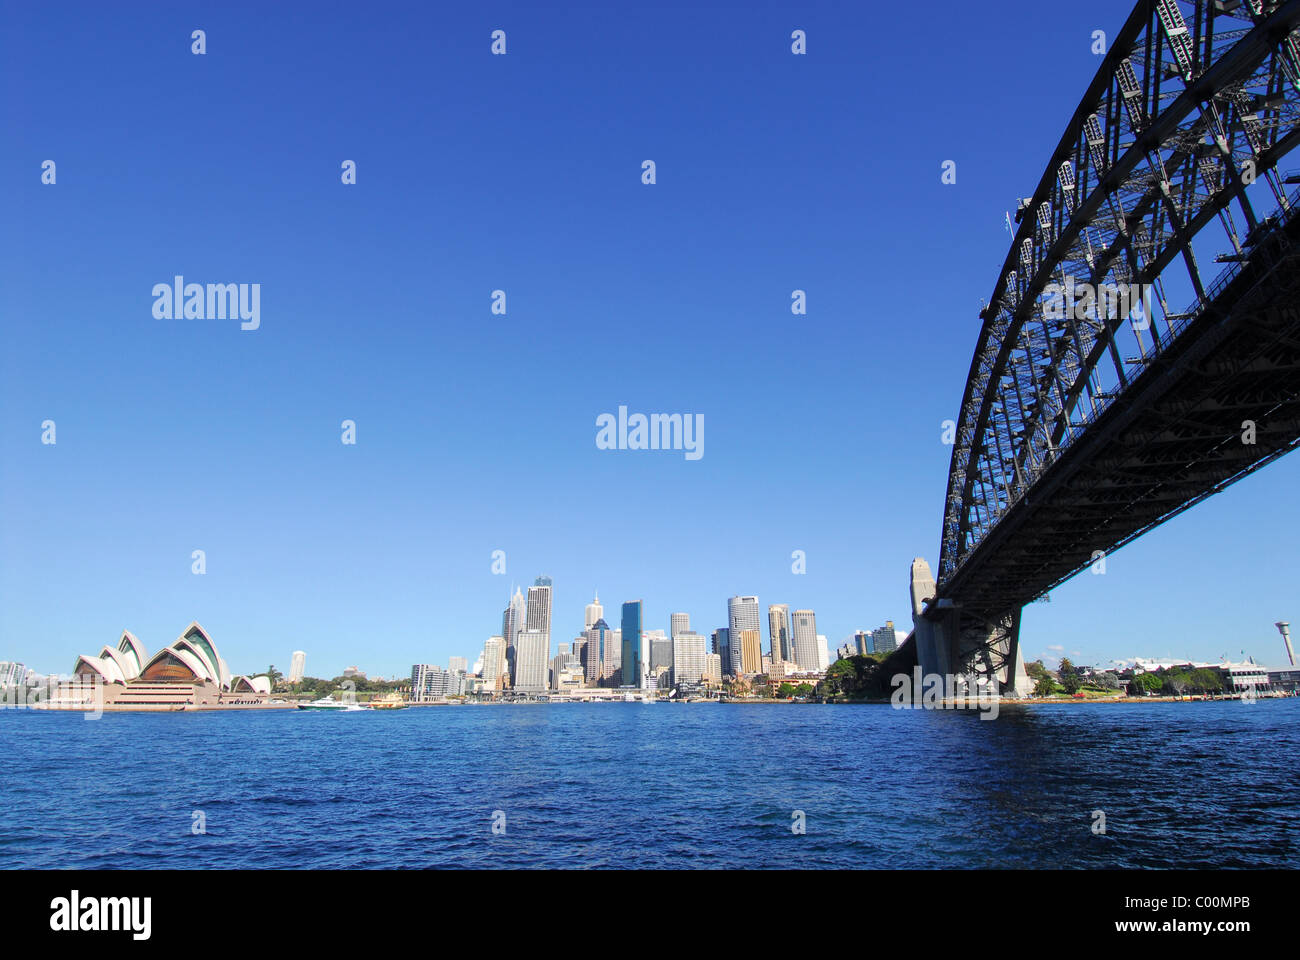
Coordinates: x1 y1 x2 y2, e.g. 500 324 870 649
3 699 1298 868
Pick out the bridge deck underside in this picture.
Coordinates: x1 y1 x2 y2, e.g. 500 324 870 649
943 222 1300 621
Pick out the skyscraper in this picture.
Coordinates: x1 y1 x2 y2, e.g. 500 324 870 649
872 621 898 654
514 629 549 692
670 612 690 640
738 628 763 676
621 601 643 688
512 576 553 693
727 596 760 678
503 587 526 685
288 650 306 682
481 636 505 692
815 634 830 671
449 656 468 674
768 604 791 662
712 628 730 677
584 618 610 685
672 631 707 687
585 592 603 631
791 609 820 671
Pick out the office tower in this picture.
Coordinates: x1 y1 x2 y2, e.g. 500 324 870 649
852 630 872 655
672 631 707 687
514 629 549 692
703 653 722 683
511 576 553 693
648 629 673 679
738 628 763 676
712 628 730 677
503 587 526 685
768 604 791 662
791 609 820 671
584 618 610 685
872 620 898 655
449 656 468 674
621 601 643 687
728 596 760 678
571 637 587 671
670 612 690 640
585 592 603 631
816 635 830 671
481 636 506 692
609 628 622 681
288 650 306 682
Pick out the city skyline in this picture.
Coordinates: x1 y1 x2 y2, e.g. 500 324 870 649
2 0 1297 682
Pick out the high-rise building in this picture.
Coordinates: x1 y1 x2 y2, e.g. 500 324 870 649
411 663 452 701
712 628 730 677
648 629 673 685
481 636 506 692
288 650 306 682
738 628 763 676
872 621 898 655
585 592 603 631
621 601 643 688
514 629 549 692
584 618 611 685
791 609 820 671
852 630 872 655
768 604 791 662
673 631 707 687
514 576 554 693
816 634 830 671
503 587 526 685
728 596 760 678
449 656 468 674
670 612 690 640
703 653 722 683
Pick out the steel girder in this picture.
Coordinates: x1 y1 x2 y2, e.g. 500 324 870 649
938 0 1300 603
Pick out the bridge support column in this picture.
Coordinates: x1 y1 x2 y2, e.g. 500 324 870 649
911 558 1035 699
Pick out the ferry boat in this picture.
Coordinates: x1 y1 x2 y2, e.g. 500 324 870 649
298 695 368 711
370 693 409 710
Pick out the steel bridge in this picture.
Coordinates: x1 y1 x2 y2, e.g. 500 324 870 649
910 0 1300 695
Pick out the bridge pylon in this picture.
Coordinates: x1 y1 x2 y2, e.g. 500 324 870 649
910 558 1034 699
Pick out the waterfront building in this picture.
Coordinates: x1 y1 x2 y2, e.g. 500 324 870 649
514 629 549 692
872 621 898 655
738 628 763 676
0 661 27 688
288 650 306 682
449 656 468 674
768 604 791 662
703 653 722 683
585 592 603 631
62 623 272 709
608 628 622 683
648 629 673 686
672 631 708 687
621 601 643 688
791 609 820 671
481 636 506 692
728 596 761 678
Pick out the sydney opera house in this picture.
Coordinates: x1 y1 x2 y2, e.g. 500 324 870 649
56 621 280 710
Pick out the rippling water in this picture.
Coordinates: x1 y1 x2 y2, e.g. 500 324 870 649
3 699 1297 868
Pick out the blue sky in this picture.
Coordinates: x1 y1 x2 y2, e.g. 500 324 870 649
2 0 1296 680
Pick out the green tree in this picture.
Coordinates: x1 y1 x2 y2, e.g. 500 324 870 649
1130 671 1163 695
777 682 796 699
1033 675 1057 697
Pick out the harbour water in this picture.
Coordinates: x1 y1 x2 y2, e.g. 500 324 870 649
3 699 1297 869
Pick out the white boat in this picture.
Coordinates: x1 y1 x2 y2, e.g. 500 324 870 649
298 695 368 711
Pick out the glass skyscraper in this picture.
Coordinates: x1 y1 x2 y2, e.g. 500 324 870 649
621 601 642 688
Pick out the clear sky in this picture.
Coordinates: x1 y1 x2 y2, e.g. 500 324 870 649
2 1 1296 680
